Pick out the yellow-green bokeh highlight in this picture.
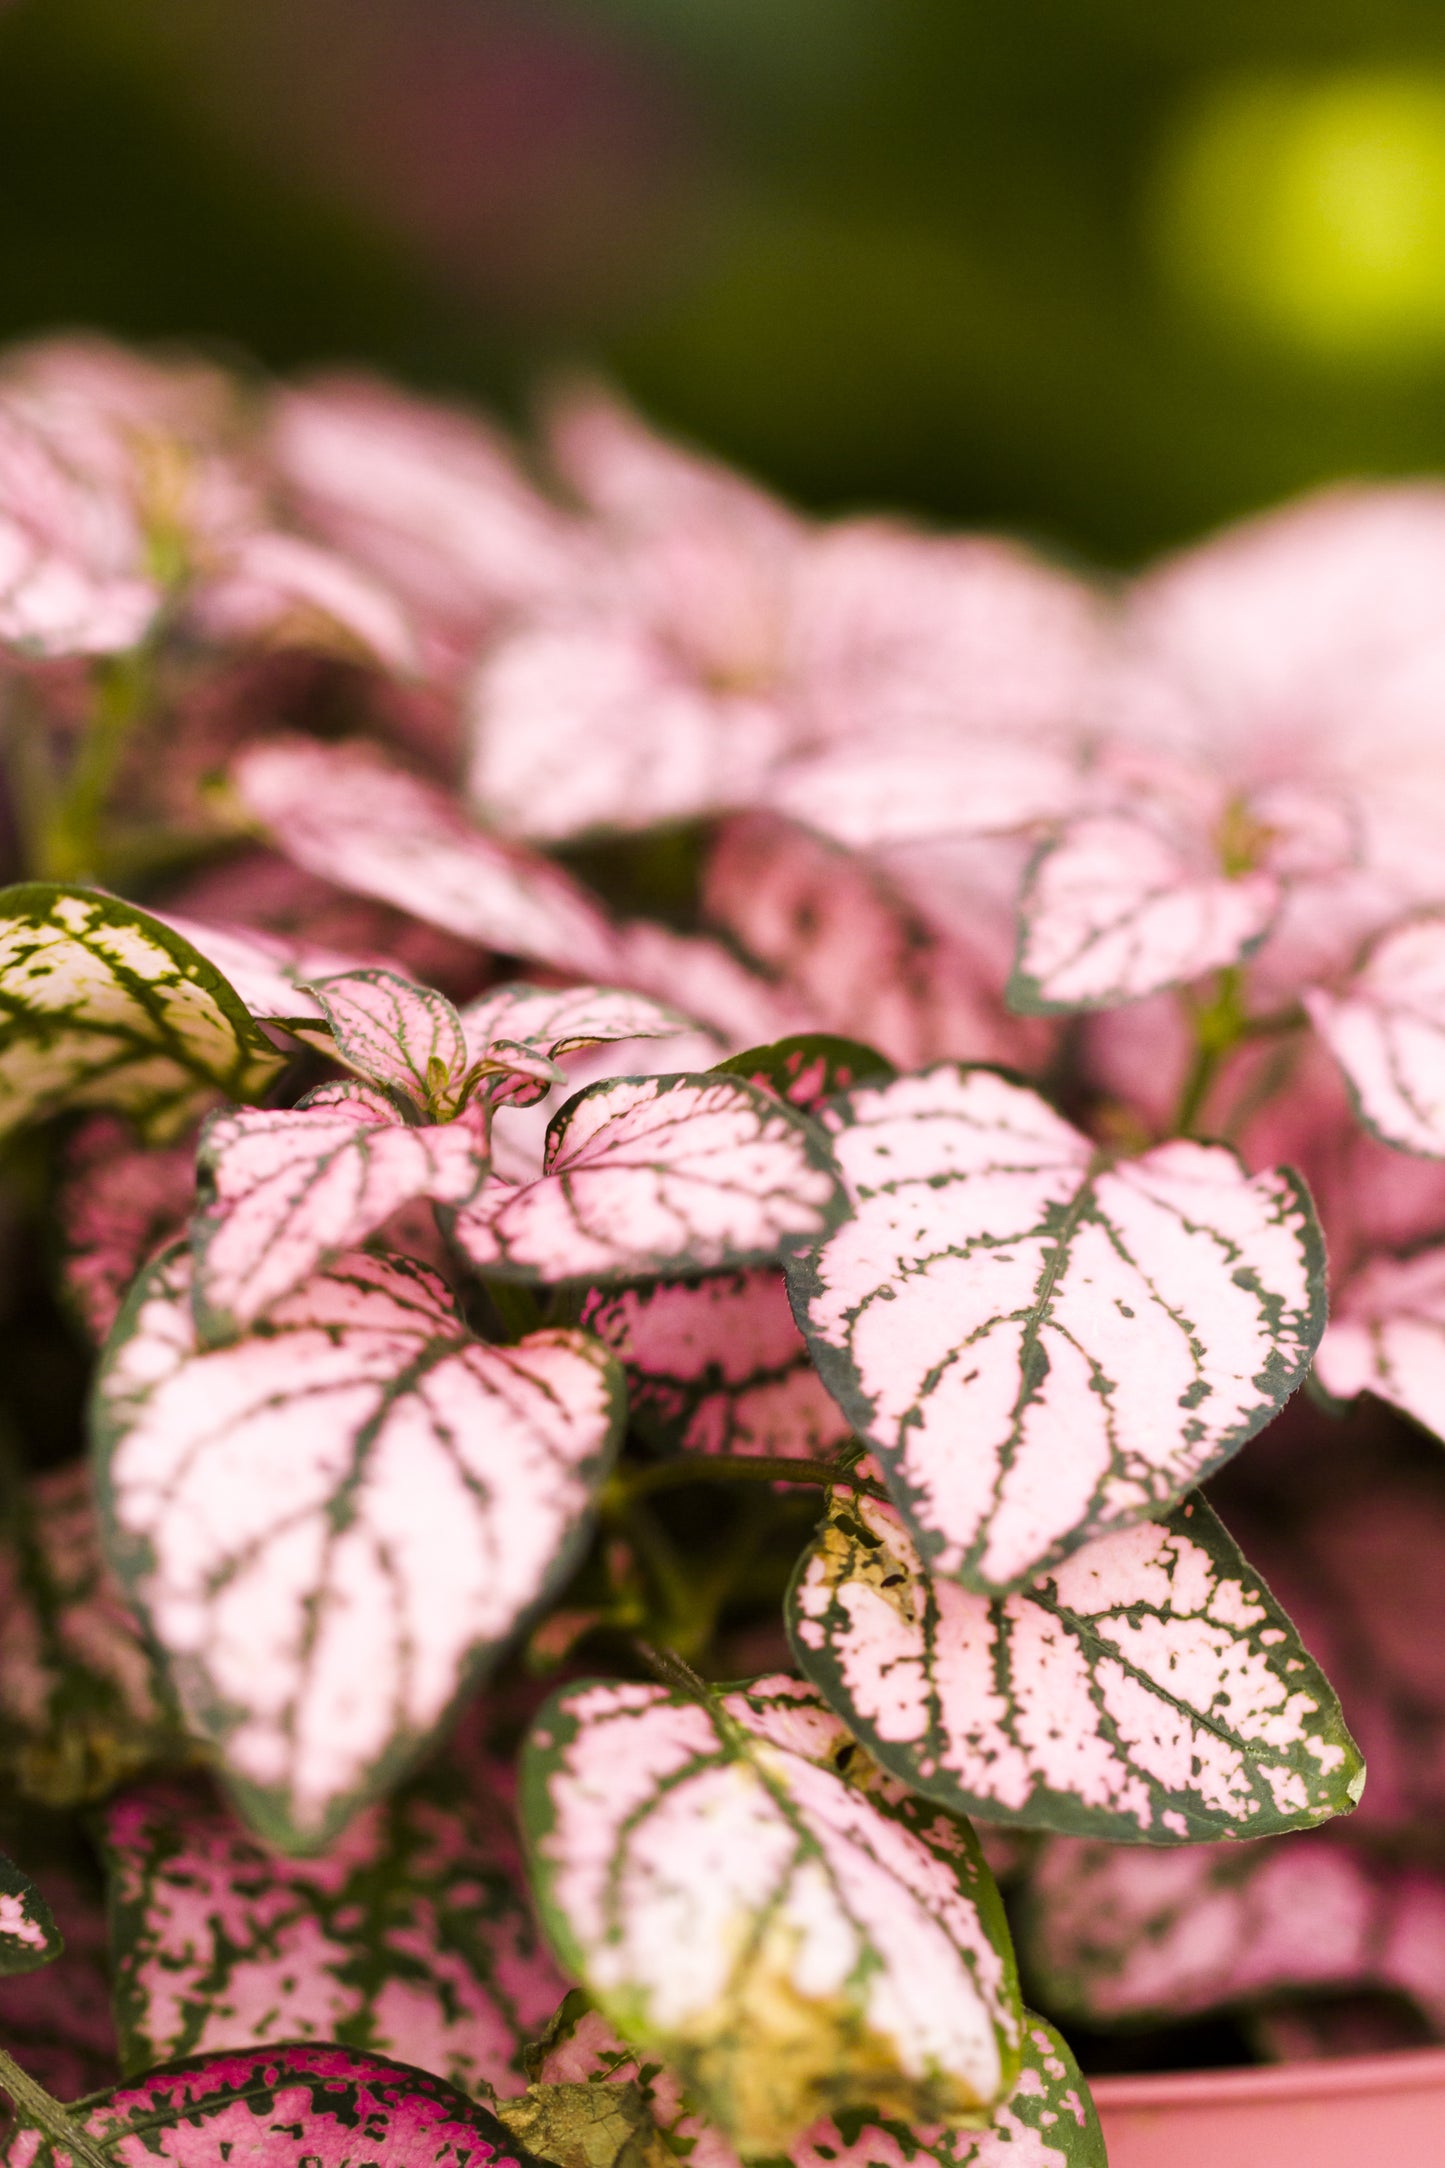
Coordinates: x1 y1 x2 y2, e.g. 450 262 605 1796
1151 71 1445 369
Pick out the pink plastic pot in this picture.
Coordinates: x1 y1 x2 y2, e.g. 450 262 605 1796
1092 2046 1445 2165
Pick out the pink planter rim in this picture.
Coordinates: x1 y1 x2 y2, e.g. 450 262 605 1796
1090 2041 1445 2110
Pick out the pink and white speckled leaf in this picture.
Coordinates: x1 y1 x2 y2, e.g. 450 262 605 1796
1 2042 547 2168
0 1853 60 1975
1314 1245 1445 1440
102 1768 565 2095
582 1270 853 1462
1306 913 1445 1157
604 920 807 1048
1020 1831 1445 2032
459 983 695 1065
149 913 364 1028
789 1488 1362 1843
305 970 470 1112
520 1673 1022 2154
190 1089 489 1343
58 1116 195 1342
451 1072 847 1285
1009 814 1280 1014
0 884 282 1144
93 1245 625 1849
787 1066 1325 1592
232 737 621 979
712 1033 896 1112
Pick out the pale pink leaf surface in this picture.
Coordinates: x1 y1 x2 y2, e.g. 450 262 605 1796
1315 1245 1445 1439
58 1116 195 1343
1306 914 1445 1158
582 1270 853 1461
103 1770 565 2096
0 401 156 657
484 1029 727 1186
787 1066 1325 1591
0 1851 118 2098
521 1674 1021 2153
0 1853 60 1975
1 2042 545 2168
1021 1832 1445 2034
1009 813 1279 1014
93 1246 625 1849
529 1996 1104 2168
789 1489 1362 1843
603 920 807 1048
768 741 1080 854
307 970 470 1111
0 884 282 1144
190 1091 489 1342
450 1072 846 1285
191 529 420 675
232 737 621 979
458 983 695 1065
148 913 368 1026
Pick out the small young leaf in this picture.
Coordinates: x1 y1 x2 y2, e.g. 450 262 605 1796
459 983 695 1065
0 884 282 1143
58 1116 195 1343
1315 1245 1445 1440
307 969 469 1111
0 1843 118 2099
789 1489 1362 1843
1009 812 1279 1014
521 1673 1022 2155
190 1089 489 1343
451 1072 847 1285
712 1033 896 1111
103 1768 565 2094
0 1853 61 1974
787 1066 1325 1592
1306 913 1445 1157
0 2042 548 2168
93 1245 625 1849
582 1270 853 1461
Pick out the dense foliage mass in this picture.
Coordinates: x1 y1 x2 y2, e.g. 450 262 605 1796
3 333 1445 2160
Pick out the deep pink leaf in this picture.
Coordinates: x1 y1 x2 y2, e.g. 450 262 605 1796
94 1246 625 1848
788 1066 1325 1591
1306 913 1445 1157
58 1116 195 1343
450 1072 846 1284
0 1854 60 1975
0 1850 117 2099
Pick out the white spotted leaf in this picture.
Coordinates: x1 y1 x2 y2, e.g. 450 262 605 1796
0 1853 61 1976
0 883 282 1142
789 1489 1362 1843
787 1066 1326 1593
520 1673 1022 2156
451 1072 847 1285
93 1244 625 1850
459 983 696 1065
308 969 469 1111
1306 913 1445 1157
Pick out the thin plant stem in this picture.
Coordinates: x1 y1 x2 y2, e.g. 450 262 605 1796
0 2045 116 2168
41 647 153 883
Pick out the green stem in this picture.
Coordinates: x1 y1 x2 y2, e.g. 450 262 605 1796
41 647 153 882
610 1454 888 1505
1173 967 1246 1137
0 2045 116 2168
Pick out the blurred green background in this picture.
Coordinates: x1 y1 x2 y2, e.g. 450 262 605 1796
10 0 1445 565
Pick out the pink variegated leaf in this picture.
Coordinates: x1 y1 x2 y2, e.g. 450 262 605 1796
1020 1831 1445 2033
0 1846 117 2098
192 528 420 674
93 1246 625 1849
190 1089 489 1343
787 1066 1325 1591
306 969 469 1112
1 2043 546 2168
712 1033 895 1112
1314 1245 1445 1441
148 912 366 1027
0 884 282 1144
769 739 1081 854
1306 913 1445 1157
0 1853 60 1975
102 1768 564 2095
450 1072 847 1285
1009 813 1280 1014
521 1674 1022 2155
58 1116 195 1343
232 737 621 979
603 920 806 1047
459 983 696 1065
789 1489 1362 1843
582 1270 853 1462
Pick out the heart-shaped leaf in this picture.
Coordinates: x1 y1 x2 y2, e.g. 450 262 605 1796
0 1854 60 1975
307 970 470 1111
103 1768 565 2094
1009 813 1280 1015
582 1269 853 1461
521 1673 1022 2155
1314 1245 1445 1440
789 1489 1362 1843
712 1033 896 1111
459 983 695 1064
190 1086 489 1343
787 1066 1325 1592
93 1245 625 1849
451 1072 847 1285
58 1116 195 1343
1 2042 547 2168
1306 913 1445 1157
0 884 282 1143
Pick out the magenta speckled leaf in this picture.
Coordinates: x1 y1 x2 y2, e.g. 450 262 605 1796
459 983 695 1065
521 1673 1021 2154
0 1853 60 1975
103 1769 564 2095
0 884 282 1144
191 1090 489 1343
712 1033 896 1112
1306 914 1445 1157
1314 1245 1445 1440
0 1849 118 2099
451 1072 847 1285
1009 814 1280 1015
93 1245 625 1849
1 2042 548 2168
787 1066 1325 1592
582 1270 853 1461
1021 1831 1445 2033
789 1489 1362 1843
232 736 620 979
58 1116 195 1343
